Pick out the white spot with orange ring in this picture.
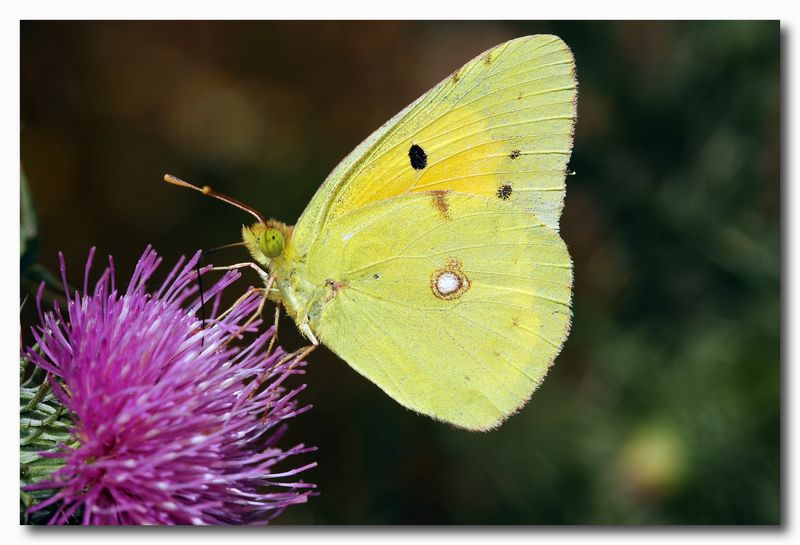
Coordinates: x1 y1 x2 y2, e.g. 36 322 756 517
431 258 470 300
436 272 461 296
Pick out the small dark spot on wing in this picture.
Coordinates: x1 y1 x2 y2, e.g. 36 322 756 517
509 149 521 160
497 183 513 200
409 144 427 170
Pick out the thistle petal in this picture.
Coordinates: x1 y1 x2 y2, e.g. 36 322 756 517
22 248 316 525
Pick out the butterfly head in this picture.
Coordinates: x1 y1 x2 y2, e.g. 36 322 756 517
242 220 293 266
163 175 295 268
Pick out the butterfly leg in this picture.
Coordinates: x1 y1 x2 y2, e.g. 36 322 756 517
265 303 282 359
216 275 277 347
257 342 318 423
207 261 271 286
202 261 276 339
300 322 320 346
214 270 273 322
250 337 318 403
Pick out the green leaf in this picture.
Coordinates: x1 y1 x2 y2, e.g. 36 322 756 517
19 354 75 524
19 170 64 302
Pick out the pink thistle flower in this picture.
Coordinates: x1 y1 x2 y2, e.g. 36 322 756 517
23 246 316 525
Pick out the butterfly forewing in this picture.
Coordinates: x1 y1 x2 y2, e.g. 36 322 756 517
292 35 577 258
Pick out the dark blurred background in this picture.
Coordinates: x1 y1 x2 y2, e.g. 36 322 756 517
20 21 780 524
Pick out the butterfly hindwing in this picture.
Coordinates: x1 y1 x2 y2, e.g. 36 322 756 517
304 191 572 430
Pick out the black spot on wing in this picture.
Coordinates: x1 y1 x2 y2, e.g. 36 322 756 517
497 183 513 200
409 144 427 170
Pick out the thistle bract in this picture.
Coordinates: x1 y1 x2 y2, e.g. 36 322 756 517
23 247 316 525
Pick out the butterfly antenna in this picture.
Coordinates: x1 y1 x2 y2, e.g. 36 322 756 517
205 241 247 255
164 174 269 225
194 241 249 335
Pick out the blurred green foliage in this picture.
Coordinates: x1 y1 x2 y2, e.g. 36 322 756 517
20 21 779 524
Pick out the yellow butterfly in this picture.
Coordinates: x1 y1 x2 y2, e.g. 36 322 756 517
167 34 576 431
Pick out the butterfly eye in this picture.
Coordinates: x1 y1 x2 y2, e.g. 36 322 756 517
259 228 285 258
